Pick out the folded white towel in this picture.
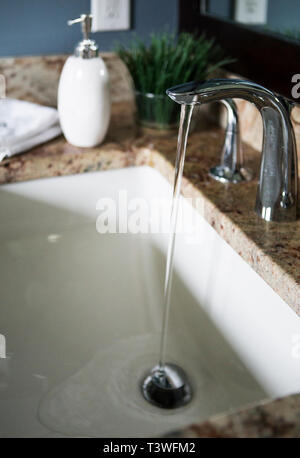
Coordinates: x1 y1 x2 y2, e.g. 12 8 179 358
0 98 62 158
6 123 62 156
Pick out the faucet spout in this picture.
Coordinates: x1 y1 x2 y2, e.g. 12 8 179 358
167 79 298 222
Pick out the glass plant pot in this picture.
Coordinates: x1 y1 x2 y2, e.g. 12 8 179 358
135 91 180 132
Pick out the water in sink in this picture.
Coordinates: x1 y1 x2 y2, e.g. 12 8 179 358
0 225 266 437
0 167 299 437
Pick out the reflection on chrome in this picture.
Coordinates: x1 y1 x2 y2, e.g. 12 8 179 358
167 79 298 222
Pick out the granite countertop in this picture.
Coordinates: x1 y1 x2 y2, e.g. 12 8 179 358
1 102 299 316
1 98 300 437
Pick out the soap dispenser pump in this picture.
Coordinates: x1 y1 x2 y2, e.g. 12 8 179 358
58 14 111 148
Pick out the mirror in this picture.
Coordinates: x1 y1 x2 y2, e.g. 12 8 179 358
178 0 300 98
203 0 300 42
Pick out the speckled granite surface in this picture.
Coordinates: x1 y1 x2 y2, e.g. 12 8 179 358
2 119 297 317
168 394 300 438
1 54 300 438
0 54 133 107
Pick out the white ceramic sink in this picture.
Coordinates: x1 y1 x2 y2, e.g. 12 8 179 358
0 166 300 437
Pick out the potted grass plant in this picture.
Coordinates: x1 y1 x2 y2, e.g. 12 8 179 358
117 32 233 131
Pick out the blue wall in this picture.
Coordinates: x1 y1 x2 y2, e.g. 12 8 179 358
0 0 179 57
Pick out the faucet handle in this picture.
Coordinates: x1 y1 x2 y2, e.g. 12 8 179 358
209 99 253 184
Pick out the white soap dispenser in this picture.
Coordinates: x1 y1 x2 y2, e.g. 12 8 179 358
58 14 111 148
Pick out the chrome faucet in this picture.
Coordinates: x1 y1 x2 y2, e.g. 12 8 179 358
167 79 298 222
211 99 252 183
